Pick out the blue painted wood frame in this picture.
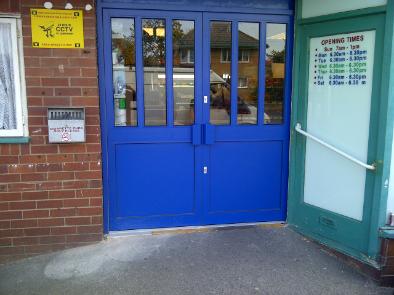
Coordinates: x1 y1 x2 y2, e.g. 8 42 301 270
97 0 294 16
97 3 294 232
101 9 205 231
201 12 293 224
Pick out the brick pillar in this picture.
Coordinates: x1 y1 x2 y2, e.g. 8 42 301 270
0 0 103 263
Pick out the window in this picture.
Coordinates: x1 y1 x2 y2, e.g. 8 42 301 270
221 49 250 63
180 49 194 64
111 18 137 126
220 49 231 63
238 49 250 63
237 22 259 125
265 23 287 124
238 77 248 88
142 18 167 126
0 17 27 137
211 21 231 125
173 20 195 126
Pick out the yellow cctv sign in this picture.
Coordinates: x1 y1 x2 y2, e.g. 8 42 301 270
31 9 84 49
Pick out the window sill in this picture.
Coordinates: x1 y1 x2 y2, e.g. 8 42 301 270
0 136 30 144
379 227 394 239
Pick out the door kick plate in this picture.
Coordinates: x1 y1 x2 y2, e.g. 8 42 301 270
319 216 337 229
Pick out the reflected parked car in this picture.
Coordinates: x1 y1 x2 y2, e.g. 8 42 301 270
113 67 269 126
209 70 263 125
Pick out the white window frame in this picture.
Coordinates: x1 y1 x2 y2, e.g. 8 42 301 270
220 49 250 63
220 49 231 63
239 49 250 63
238 76 248 88
180 49 194 64
0 16 28 138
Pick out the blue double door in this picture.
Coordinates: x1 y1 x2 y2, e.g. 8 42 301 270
103 9 291 230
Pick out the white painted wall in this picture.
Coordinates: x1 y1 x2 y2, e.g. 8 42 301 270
387 133 394 220
385 11 394 222
302 0 387 18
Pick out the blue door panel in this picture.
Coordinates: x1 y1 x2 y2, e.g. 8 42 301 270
115 143 196 218
201 12 291 226
112 210 202 230
208 141 282 213
204 209 284 225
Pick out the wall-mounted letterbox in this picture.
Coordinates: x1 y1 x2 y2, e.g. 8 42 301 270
48 108 86 143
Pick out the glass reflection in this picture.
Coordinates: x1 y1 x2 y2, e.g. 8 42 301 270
237 22 259 125
265 23 286 124
143 19 166 126
173 20 195 126
210 21 231 125
111 18 137 126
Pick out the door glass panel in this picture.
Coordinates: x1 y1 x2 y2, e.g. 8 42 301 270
237 22 259 125
210 21 231 125
173 20 195 126
142 19 166 126
265 23 286 124
111 18 137 126
303 31 376 220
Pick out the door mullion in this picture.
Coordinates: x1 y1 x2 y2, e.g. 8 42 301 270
257 21 266 125
135 16 145 127
166 18 174 127
230 20 238 126
194 14 203 125
202 16 211 125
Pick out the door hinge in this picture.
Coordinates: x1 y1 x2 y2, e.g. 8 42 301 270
203 166 208 174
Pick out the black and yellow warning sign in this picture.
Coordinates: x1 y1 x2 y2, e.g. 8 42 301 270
31 9 84 49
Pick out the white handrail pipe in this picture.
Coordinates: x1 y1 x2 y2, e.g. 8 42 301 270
295 123 375 171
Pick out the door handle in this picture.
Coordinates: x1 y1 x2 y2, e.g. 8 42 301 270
203 124 214 145
295 123 376 170
192 124 215 145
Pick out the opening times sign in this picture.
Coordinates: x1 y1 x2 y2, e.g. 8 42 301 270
305 31 376 220
31 9 84 48
310 31 375 87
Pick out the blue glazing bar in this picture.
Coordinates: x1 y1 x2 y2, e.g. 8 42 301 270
283 21 292 127
166 18 174 127
135 17 145 127
231 20 238 126
102 13 115 129
258 21 266 125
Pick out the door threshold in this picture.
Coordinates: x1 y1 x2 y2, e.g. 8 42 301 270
108 221 287 238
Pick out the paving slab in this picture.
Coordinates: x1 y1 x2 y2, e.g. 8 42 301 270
0 226 392 295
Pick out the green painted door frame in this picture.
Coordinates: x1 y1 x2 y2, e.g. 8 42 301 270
288 1 394 266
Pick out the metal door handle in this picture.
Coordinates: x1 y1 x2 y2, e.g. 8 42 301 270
295 123 375 170
203 124 214 145
192 124 215 145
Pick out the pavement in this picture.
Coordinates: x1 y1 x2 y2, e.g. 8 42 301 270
0 225 392 295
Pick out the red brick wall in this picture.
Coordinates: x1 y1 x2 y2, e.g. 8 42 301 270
0 0 103 263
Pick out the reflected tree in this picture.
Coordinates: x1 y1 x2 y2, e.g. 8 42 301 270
112 25 135 67
143 19 166 66
266 49 285 63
